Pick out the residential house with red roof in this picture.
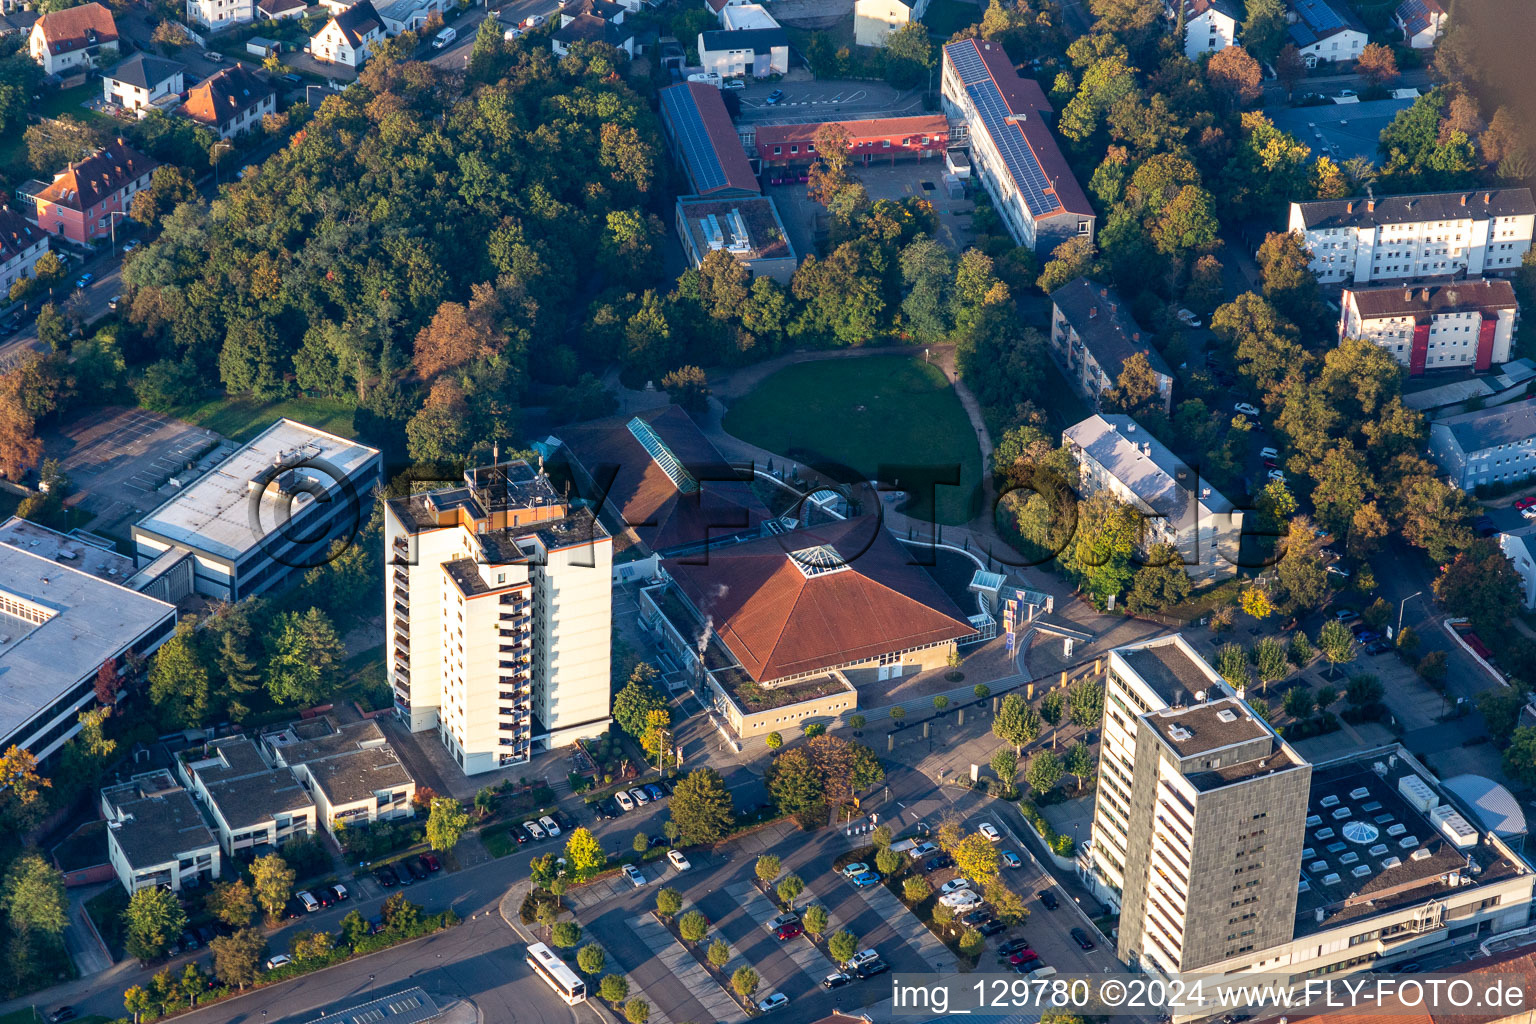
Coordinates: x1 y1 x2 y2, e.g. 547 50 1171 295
34 139 157 245
0 205 48 296
178 63 276 140
1341 278 1517 375
940 39 1095 254
28 1 117 75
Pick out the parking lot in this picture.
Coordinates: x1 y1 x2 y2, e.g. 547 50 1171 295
42 407 227 539
767 160 976 260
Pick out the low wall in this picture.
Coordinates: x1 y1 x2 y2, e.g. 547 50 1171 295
62 863 115 887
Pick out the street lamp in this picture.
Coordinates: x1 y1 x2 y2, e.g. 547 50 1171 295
211 140 234 185
107 209 129 256
1397 590 1423 637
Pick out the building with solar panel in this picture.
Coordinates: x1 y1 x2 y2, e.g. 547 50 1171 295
1286 0 1367 65
382 461 612 775
1394 0 1447 48
940 39 1094 254
659 82 761 199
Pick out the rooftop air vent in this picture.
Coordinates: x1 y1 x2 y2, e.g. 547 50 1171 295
1339 852 1360 865
1333 807 1354 820
1410 848 1433 861
1320 795 1341 808
1315 827 1336 841
1352 864 1373 878
1310 860 1328 872
1399 836 1420 849
1349 787 1371 800
1306 815 1322 827
1216 709 1238 723
1387 823 1407 837
1322 873 1342 886
1381 856 1402 870
1168 725 1194 742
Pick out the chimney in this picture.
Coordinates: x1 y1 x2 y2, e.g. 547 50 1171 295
1485 191 1492 203
1461 194 1468 206
1100 287 1108 298
1405 289 1412 302
1132 331 1141 342
1347 201 1356 213
1367 199 1376 213
1089 305 1098 318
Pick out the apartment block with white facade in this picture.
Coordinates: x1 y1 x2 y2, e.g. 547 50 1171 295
102 771 221 894
1427 403 1536 490
384 461 612 776
1289 189 1536 286
1341 278 1518 375
186 0 253 31
1081 637 1535 983
1064 414 1243 580
177 735 315 858
1499 522 1536 611
261 719 415 836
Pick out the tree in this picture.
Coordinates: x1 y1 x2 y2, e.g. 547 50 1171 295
807 122 853 207
1102 352 1171 420
130 166 199 230
802 903 829 936
545 919 579 950
991 748 1018 796
633 832 650 855
1275 43 1306 97
767 749 824 817
95 657 119 706
126 886 187 962
889 707 906 722
1256 232 1325 330
847 714 866 731
1036 237 1098 294
1216 642 1252 690
1040 691 1065 737
0 853 66 937
755 854 781 885
954 833 1000 884
1066 743 1095 789
251 852 295 922
1025 750 1064 794
875 847 903 877
959 927 986 957
707 940 731 968
1434 542 1522 633
765 731 783 750
883 19 934 87
828 930 858 965
1241 588 1274 620
571 942 605 975
732 965 760 999
1476 687 1523 744
601 975 630 1004
208 880 256 928
209 928 264 990
426 797 471 853
903 876 932 902
1357 43 1399 87
934 695 950 713
871 825 892 849
263 607 344 706
655 887 682 919
1242 0 1289 60
1126 553 1192 614
625 999 651 1024
148 620 210 728
1503 727 1536 789
612 666 669 740
669 767 734 845
680 910 709 943
994 693 1041 753
661 365 710 414
1067 678 1105 728
564 827 605 877
1253 636 1289 692
1317 620 1355 679
1206 46 1263 107
777 874 805 909
1283 684 1314 719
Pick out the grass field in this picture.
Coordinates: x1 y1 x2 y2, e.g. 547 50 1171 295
165 395 359 443
720 355 983 525
37 84 112 124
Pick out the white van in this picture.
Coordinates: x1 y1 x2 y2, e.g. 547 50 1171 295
433 26 456 48
687 72 722 88
1028 966 1058 980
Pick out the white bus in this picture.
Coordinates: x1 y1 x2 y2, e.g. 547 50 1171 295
526 943 586 1005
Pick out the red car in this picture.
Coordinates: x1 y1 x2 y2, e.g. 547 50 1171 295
774 922 803 941
1009 949 1039 965
422 853 442 872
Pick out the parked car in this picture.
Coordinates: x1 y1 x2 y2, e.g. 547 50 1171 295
757 994 789 1013
205 50 223 61
47 1008 76 1022
1234 402 1260 417
841 862 870 878
906 841 938 860
1326 564 1352 578
282 72 302 83
723 78 745 89
523 13 543 26
1365 640 1392 655
1010 949 1040 965
850 870 880 888
266 954 292 970
622 864 646 888
765 88 785 104
855 959 889 978
644 783 664 802
421 854 441 872
1176 308 1203 328
849 949 881 968
1036 889 1059 910
108 295 121 311
922 853 953 872
375 864 398 887
940 878 973 894
768 913 799 930
1476 516 1497 537
978 919 1007 936
1336 88 1357 98
539 815 561 837
395 863 415 886
774 921 803 940
1268 468 1287 483
822 972 853 990
330 883 349 902
614 790 634 812
960 908 993 927
646 834 669 849
1334 609 1360 623
667 849 691 871
940 889 982 909
629 787 650 805
1071 927 1097 951
1001 850 1022 869
315 888 333 908
524 820 545 840
1260 446 1279 460
999 938 1033 956
978 822 1001 842
1517 495 1536 518
408 856 430 880
297 890 320 913
75 273 93 289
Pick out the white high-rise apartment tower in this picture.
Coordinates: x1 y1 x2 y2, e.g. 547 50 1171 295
383 461 612 776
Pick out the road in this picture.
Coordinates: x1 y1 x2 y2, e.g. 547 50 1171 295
428 0 561 69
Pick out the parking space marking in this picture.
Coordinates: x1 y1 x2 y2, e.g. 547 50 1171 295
724 881 837 978
629 914 746 1024
846 875 958 972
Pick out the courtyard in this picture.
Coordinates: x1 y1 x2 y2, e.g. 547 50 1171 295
719 355 984 526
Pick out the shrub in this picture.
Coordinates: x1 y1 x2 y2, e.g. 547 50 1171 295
551 921 581 948
803 722 826 738
655 887 682 919
828 929 857 964
765 732 783 750
625 999 651 1024
577 943 605 975
732 965 759 999
875 848 902 876
959 928 985 956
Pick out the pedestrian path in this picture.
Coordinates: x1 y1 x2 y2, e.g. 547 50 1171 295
848 879 958 972
724 881 838 977
629 913 746 1024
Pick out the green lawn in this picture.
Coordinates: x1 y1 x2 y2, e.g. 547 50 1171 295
164 395 359 443
720 355 983 525
36 83 112 124
924 0 983 37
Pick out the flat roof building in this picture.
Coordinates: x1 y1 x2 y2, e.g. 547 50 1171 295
132 418 381 602
177 735 315 858
1427 402 1536 489
940 38 1094 254
262 718 415 834
102 770 221 894
752 114 949 169
0 517 177 762
674 195 798 285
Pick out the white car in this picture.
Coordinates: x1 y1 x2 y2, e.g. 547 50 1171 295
1260 446 1278 460
1268 469 1287 483
723 78 746 90
940 877 972 894
1336 88 1357 98
848 949 881 968
668 849 691 871
523 820 545 840
940 889 983 909
840 862 870 878
266 954 292 970
614 790 634 812
978 823 1001 842
1234 402 1261 417
757 994 789 1013
539 815 561 838
523 13 544 26
1176 308 1203 328
629 787 650 805
622 864 646 888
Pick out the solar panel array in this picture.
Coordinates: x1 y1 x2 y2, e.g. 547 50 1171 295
945 40 988 86
661 87 726 194
965 81 1061 218
1294 0 1342 31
